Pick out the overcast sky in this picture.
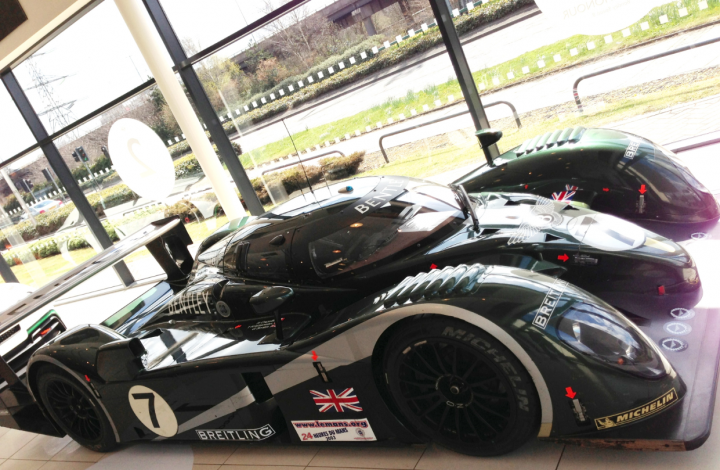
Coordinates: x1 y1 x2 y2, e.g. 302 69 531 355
0 0 337 167
0 0 670 168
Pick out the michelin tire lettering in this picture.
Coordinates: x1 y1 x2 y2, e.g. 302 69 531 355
442 325 530 413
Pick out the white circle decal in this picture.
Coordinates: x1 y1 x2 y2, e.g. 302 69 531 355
128 385 178 437
670 308 695 320
663 322 692 336
108 118 175 201
567 214 645 252
660 337 688 353
534 0 666 36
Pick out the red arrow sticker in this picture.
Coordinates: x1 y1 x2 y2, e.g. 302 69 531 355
565 387 576 399
602 188 609 192
639 184 647 194
524 184 528 189
312 351 318 361
430 263 438 270
558 254 569 262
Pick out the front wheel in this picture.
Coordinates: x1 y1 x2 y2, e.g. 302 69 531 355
382 317 540 456
37 367 117 452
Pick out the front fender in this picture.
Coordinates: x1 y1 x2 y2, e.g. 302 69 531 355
381 266 684 439
294 265 684 440
28 324 125 396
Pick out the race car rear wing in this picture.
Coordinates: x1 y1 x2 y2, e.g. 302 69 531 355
0 216 192 435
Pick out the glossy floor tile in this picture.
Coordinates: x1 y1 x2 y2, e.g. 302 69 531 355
189 443 237 465
36 462 95 470
11 435 72 461
416 439 564 470
50 442 104 463
0 460 45 470
224 445 318 467
0 430 39 460
307 445 426 469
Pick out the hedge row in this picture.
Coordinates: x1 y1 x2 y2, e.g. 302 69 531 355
252 151 365 205
0 182 138 248
3 221 119 266
162 0 533 161
227 0 533 127
244 36 385 109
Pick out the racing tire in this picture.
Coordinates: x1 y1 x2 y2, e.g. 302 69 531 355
382 317 540 456
37 368 117 452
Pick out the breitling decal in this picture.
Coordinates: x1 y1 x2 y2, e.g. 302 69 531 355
196 425 275 441
532 278 569 330
595 388 678 430
624 140 641 159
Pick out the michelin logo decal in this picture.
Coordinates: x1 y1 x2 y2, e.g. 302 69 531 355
595 388 678 430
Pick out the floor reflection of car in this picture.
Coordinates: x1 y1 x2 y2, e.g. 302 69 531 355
0 283 65 374
20 199 64 220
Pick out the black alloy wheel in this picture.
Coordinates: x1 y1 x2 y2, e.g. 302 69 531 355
37 368 116 452
383 318 540 456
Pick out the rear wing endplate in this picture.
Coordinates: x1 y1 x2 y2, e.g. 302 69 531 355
0 217 192 435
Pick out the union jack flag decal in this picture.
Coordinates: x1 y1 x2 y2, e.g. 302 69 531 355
310 388 362 412
552 185 578 202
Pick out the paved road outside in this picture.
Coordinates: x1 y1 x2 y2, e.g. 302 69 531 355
235 11 720 166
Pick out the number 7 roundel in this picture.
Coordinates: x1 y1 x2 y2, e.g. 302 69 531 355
128 385 178 437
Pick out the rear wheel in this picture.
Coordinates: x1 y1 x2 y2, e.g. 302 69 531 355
37 368 116 452
382 318 540 456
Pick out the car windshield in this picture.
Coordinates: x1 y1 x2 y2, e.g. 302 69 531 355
308 182 463 278
266 177 380 218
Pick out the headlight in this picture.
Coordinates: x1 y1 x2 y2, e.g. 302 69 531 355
557 306 666 379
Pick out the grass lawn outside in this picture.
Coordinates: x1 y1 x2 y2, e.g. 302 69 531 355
239 1 720 166
362 68 720 180
1 215 231 287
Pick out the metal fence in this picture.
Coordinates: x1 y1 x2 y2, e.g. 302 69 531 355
573 35 720 112
378 100 521 162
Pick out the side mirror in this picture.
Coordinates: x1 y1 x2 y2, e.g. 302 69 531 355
96 338 146 382
250 287 294 340
475 128 503 149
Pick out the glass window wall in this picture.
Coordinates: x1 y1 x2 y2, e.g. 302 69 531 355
0 150 78 287
12 1 155 134
187 0 481 214
0 85 36 164
459 0 720 157
50 84 237 283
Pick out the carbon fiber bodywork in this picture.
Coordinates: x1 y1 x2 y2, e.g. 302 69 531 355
454 127 720 237
25 266 688 447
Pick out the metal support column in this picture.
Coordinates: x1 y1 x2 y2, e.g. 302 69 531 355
143 0 265 216
1 71 135 287
429 0 499 165
0 254 19 283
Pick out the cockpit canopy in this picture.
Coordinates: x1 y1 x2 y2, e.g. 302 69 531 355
196 177 466 282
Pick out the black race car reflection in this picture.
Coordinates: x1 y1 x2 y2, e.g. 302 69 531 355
199 176 700 321
1 176 709 458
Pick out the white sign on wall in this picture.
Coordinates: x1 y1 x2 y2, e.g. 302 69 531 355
534 0 668 35
108 118 175 201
